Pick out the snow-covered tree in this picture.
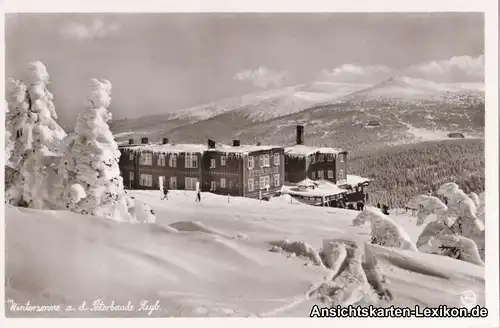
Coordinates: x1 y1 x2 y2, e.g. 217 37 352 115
5 62 67 207
5 101 14 167
352 206 417 251
58 78 155 223
5 77 30 170
437 182 484 234
415 182 485 262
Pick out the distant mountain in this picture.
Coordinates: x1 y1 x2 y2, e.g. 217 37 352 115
111 76 484 152
110 82 370 142
232 77 484 152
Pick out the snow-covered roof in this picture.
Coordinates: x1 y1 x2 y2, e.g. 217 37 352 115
120 143 208 154
284 144 344 157
119 143 283 155
281 180 348 198
206 144 283 154
296 178 318 188
337 175 371 188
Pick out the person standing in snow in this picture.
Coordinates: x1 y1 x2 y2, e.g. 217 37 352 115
162 187 169 200
196 190 201 202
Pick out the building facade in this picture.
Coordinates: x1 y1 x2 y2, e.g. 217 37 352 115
284 125 348 184
119 138 285 200
120 138 206 192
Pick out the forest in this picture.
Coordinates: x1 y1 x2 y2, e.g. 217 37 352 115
348 139 485 208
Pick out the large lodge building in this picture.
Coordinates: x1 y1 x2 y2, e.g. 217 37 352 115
118 125 371 204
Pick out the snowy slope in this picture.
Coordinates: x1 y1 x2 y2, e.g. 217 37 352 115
5 191 485 318
110 82 369 144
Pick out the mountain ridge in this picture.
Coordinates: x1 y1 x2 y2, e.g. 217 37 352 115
110 76 484 152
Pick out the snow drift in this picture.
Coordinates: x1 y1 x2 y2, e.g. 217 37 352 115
5 190 486 317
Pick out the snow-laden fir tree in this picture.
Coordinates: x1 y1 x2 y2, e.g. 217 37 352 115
59 78 155 223
5 77 30 170
5 101 14 167
6 62 67 207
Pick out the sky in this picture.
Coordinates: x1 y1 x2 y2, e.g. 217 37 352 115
5 13 484 128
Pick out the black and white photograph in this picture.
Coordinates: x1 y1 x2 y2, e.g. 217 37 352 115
2 1 499 326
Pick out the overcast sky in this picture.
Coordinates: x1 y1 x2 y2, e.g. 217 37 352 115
5 13 484 128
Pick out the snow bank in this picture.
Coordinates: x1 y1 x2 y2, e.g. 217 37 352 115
5 190 486 317
269 239 324 267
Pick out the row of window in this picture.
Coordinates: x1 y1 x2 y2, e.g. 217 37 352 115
134 172 199 190
283 153 344 164
310 169 344 180
247 174 280 192
132 151 282 170
248 153 280 169
130 172 282 192
134 152 198 168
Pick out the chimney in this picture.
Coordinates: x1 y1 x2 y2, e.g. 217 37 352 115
207 139 216 149
128 138 134 145
233 140 240 147
141 137 149 144
162 138 169 145
296 125 304 145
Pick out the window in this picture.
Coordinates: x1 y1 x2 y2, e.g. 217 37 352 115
310 154 316 164
221 156 226 166
140 174 153 187
318 154 325 162
210 181 217 191
260 176 270 189
129 152 134 161
311 171 316 180
185 177 198 190
264 176 270 188
220 178 226 188
285 156 289 164
340 154 344 163
129 171 134 182
139 152 152 166
248 178 254 192
210 158 216 169
264 154 270 167
185 153 198 168
318 170 324 179
157 154 166 166
339 169 345 180
169 154 177 168
259 155 264 167
327 153 334 162
328 170 334 179
169 176 177 189
273 174 280 187
248 156 254 169
273 153 280 166
229 180 233 189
